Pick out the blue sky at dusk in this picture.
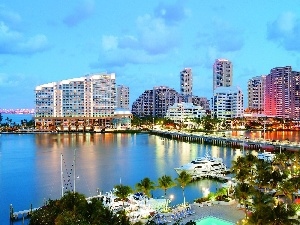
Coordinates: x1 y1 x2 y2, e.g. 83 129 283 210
1 0 300 109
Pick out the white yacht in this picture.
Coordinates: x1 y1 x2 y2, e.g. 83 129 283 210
257 151 275 162
174 153 228 178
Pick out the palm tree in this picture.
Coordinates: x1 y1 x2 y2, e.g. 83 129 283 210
175 171 191 206
269 202 300 225
248 190 275 225
135 177 156 204
255 160 272 191
235 182 254 215
157 175 176 210
114 184 133 206
277 179 297 203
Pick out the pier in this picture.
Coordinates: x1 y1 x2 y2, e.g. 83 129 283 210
151 130 300 152
9 204 39 222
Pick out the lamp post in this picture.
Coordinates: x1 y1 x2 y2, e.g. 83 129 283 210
227 180 232 197
152 117 154 130
169 194 174 208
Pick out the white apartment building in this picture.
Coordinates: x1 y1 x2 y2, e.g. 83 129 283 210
213 59 232 91
34 73 121 131
213 86 244 119
35 73 116 117
165 102 206 124
248 76 266 112
117 85 130 110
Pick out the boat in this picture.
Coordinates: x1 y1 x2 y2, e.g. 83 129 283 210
174 153 228 178
257 151 275 162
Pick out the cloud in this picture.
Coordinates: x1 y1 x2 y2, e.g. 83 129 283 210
154 0 188 25
197 18 244 53
0 72 37 108
0 5 49 55
93 11 181 68
101 35 118 51
0 73 23 87
0 21 49 54
267 12 300 51
136 14 179 55
0 5 22 29
63 0 95 27
90 47 166 69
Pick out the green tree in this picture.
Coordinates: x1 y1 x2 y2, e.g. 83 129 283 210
269 202 300 225
29 192 132 225
247 191 275 224
135 177 156 204
157 175 176 210
175 171 192 206
114 184 133 206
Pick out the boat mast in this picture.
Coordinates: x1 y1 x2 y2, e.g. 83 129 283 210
61 153 64 197
74 149 76 193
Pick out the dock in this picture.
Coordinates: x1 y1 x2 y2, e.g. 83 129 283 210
9 204 39 222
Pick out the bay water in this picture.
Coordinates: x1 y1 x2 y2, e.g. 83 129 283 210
1 115 299 225
1 132 239 225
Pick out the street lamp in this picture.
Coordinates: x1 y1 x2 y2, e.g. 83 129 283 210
227 180 232 196
152 117 154 130
169 194 174 206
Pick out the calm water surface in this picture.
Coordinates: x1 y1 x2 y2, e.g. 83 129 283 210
1 129 299 225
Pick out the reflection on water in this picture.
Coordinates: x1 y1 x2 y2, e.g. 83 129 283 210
1 131 299 225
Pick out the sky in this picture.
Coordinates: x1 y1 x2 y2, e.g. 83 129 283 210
1 0 300 109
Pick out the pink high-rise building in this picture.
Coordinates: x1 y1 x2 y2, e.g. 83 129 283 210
264 66 300 119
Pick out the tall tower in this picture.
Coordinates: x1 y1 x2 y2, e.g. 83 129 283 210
117 85 130 110
265 66 292 118
247 76 266 112
180 68 192 100
213 59 232 91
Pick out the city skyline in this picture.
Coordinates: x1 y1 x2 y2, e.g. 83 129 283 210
1 1 300 109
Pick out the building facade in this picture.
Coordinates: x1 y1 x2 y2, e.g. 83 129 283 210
165 102 206 124
34 73 131 131
131 90 154 117
132 86 179 117
180 68 193 102
117 85 130 110
247 75 266 112
213 59 232 91
264 66 300 119
213 86 244 119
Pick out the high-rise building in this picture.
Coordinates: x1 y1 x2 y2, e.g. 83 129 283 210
131 90 154 117
213 59 232 91
34 73 126 131
213 86 244 119
35 73 116 117
117 85 129 110
248 76 266 112
264 66 300 119
132 86 179 117
180 68 192 100
191 96 210 112
264 66 292 118
153 86 178 117
290 71 300 119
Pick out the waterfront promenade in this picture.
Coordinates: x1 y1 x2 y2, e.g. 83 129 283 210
151 129 300 152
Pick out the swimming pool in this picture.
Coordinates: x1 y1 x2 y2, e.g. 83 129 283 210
196 216 234 225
